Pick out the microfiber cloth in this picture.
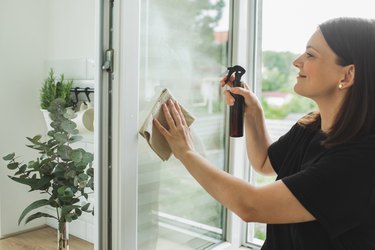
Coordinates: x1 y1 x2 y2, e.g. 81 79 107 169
139 88 196 161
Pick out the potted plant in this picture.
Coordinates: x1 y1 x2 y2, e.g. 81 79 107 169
40 69 73 130
3 98 94 250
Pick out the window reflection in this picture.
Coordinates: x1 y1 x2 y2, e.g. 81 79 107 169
138 0 229 249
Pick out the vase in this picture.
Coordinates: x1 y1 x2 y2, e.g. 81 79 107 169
57 222 69 250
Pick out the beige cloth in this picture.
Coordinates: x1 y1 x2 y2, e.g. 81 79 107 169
139 88 195 161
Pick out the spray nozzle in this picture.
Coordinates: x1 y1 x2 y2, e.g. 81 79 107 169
225 65 246 85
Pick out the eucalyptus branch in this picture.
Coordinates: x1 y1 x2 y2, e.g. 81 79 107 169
2 98 94 228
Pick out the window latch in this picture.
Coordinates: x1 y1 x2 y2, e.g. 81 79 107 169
102 49 114 73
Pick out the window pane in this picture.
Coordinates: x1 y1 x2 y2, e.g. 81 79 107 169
138 1 230 249
247 0 374 246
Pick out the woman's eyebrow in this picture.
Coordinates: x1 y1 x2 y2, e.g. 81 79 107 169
306 45 320 53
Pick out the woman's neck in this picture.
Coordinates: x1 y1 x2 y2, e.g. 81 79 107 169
315 95 345 133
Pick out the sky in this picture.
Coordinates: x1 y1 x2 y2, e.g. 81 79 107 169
262 0 375 53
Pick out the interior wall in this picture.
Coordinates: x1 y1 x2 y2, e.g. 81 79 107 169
45 0 95 82
0 0 95 237
0 0 49 236
46 0 95 60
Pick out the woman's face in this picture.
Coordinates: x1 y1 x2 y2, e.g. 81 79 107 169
293 30 345 101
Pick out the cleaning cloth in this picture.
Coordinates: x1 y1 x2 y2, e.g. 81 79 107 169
139 88 195 161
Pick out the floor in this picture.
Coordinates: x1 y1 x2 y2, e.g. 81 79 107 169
0 226 94 250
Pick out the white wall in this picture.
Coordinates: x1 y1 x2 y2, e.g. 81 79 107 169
0 0 50 236
0 0 95 239
46 0 95 60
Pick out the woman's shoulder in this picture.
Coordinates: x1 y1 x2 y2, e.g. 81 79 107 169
275 120 319 148
288 113 321 137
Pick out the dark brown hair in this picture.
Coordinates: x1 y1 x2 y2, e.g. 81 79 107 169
298 17 375 147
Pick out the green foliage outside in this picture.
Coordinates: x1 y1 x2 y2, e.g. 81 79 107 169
262 51 298 92
157 0 225 66
145 0 226 88
262 94 316 119
262 51 316 119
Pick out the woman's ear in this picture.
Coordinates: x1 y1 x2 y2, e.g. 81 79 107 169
340 64 355 88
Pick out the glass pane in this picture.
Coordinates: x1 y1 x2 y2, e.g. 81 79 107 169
138 0 230 249
247 0 374 246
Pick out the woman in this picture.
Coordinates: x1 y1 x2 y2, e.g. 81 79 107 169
154 17 375 249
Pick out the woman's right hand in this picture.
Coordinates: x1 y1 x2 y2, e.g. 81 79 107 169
219 76 262 117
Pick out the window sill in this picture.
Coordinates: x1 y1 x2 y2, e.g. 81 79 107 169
211 242 261 250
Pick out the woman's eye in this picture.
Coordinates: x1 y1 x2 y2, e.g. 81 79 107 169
306 52 314 58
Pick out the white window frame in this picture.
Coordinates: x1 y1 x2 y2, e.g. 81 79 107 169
218 0 263 249
110 0 262 249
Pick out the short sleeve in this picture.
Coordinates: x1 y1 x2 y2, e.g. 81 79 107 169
268 123 307 173
282 141 375 238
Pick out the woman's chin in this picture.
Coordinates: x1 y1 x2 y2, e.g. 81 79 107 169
293 84 307 97
293 83 301 94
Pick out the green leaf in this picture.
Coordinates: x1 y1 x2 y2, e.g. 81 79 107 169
53 163 67 177
61 120 77 133
54 132 68 143
82 152 94 164
65 214 73 223
57 186 66 195
10 177 35 186
47 131 55 137
3 153 15 161
33 176 52 190
64 109 77 119
69 135 82 143
18 199 50 225
75 208 82 216
24 212 57 225
57 145 72 161
64 169 76 179
15 164 27 175
81 203 90 211
7 162 19 170
86 167 94 177
75 173 89 188
71 129 79 135
64 187 74 197
61 205 80 218
26 135 42 145
28 160 40 171
78 173 89 181
71 150 83 163
10 176 52 190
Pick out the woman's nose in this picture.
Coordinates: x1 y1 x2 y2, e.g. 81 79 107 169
293 56 303 68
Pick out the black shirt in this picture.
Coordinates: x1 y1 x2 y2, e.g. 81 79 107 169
262 123 375 250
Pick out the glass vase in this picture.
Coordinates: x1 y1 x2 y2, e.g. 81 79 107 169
57 222 69 250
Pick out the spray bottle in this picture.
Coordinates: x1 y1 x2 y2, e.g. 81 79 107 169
225 65 246 137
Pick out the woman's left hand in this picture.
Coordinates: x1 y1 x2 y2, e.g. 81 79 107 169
153 99 195 160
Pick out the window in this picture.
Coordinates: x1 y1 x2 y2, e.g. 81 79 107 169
138 1 230 249
245 0 374 247
116 0 375 249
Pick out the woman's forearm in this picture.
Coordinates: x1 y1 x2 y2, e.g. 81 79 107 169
179 150 257 221
244 107 273 174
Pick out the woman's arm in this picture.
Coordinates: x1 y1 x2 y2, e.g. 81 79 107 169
154 100 315 224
